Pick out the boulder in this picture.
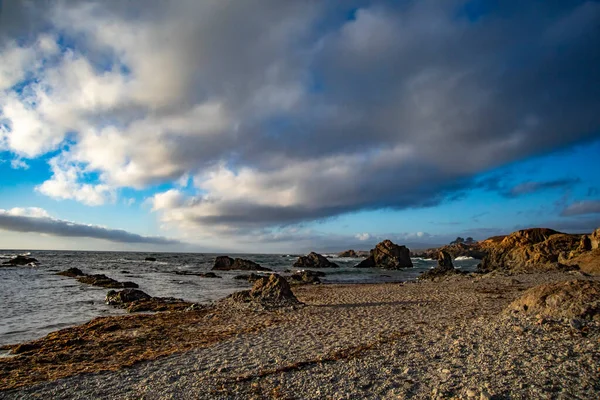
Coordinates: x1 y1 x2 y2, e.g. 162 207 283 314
438 250 453 268
145 257 157 262
2 255 39 266
56 267 85 277
412 242 487 260
591 227 600 249
355 240 413 269
212 256 272 271
227 274 301 307
293 252 339 269
479 228 582 273
506 280 600 320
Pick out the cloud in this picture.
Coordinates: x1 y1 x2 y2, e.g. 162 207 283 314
561 200 600 216
0 207 180 245
0 1 599 242
504 178 581 197
355 233 371 241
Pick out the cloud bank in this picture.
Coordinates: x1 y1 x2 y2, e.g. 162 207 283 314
0 208 179 245
0 1 599 242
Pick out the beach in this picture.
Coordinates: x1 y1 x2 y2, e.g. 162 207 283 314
2 270 599 399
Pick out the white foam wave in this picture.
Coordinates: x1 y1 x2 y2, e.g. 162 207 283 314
454 256 474 261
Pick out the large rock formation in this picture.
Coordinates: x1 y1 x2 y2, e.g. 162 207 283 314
288 269 325 285
506 280 600 320
479 228 582 273
227 274 301 307
212 256 272 271
293 252 339 269
355 240 413 269
2 255 39 266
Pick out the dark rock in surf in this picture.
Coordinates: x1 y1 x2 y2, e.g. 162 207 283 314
293 252 339 269
2 255 39 266
212 256 272 271
355 240 413 269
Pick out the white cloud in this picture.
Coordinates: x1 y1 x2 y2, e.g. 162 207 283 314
355 233 371 241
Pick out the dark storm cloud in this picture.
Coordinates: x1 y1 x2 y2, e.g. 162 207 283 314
1 1 600 236
0 212 180 245
504 178 581 197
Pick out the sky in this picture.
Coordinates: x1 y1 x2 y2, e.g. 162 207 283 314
0 0 599 253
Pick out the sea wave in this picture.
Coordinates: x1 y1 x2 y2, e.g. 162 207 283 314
455 256 474 261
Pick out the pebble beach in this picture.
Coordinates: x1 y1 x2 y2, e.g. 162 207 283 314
3 270 599 399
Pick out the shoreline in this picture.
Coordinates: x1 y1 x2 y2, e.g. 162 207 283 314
2 270 599 398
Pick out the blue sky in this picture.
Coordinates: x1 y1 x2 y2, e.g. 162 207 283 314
0 1 599 252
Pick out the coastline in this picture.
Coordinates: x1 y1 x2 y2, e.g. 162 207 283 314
2 270 599 399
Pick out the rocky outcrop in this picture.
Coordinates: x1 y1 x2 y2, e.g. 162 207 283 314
479 228 582 273
212 256 272 271
419 251 461 281
506 280 600 320
173 271 221 278
2 255 39 266
57 269 139 289
355 240 413 269
293 252 339 269
227 274 301 307
105 289 193 313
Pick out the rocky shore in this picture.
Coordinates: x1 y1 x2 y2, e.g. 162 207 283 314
2 269 599 399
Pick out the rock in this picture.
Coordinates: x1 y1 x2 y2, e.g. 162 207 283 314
227 274 301 307
355 240 413 269
293 252 339 269
173 271 221 278
591 227 600 249
2 255 39 266
145 257 157 262
288 270 324 285
105 289 151 305
569 318 584 330
233 273 265 283
412 242 487 260
105 289 192 312
338 249 358 257
77 274 139 289
212 256 272 271
201 272 220 278
506 280 600 320
579 235 592 252
418 251 460 281
479 228 583 273
56 267 85 277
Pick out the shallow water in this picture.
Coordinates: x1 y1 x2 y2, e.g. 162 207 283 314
0 250 479 346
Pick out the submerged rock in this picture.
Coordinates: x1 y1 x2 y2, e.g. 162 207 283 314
506 280 600 320
56 267 85 277
57 269 139 289
356 240 413 269
2 255 39 266
338 249 358 258
293 252 339 269
145 257 157 262
212 256 272 271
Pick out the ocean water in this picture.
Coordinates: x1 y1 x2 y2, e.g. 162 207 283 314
0 250 479 347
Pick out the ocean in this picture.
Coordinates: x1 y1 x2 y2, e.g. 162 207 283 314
0 250 479 347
